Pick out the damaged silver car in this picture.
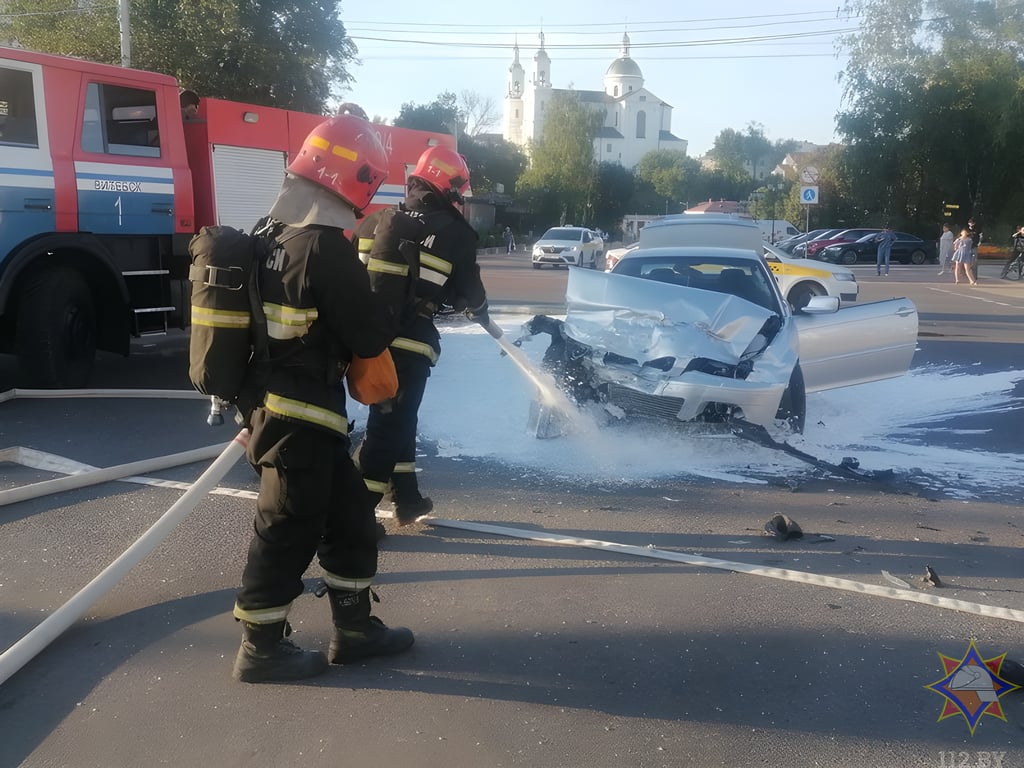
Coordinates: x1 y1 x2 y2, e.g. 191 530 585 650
521 244 918 433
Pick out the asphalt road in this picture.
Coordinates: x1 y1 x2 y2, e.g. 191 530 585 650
1 256 1023 768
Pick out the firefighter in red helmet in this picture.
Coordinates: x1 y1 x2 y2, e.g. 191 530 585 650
352 145 489 533
230 105 414 683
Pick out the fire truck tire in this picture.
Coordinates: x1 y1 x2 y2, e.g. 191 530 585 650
16 267 97 388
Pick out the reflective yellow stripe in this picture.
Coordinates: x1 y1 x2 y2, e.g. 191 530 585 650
322 572 373 591
332 144 357 161
367 257 409 277
191 306 250 328
364 477 390 494
233 602 291 624
264 393 347 434
420 252 452 275
390 336 439 364
357 237 374 253
393 461 416 474
419 267 449 287
309 136 329 151
769 263 832 279
264 302 317 340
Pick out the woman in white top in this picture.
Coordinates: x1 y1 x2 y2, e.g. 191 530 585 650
937 223 954 275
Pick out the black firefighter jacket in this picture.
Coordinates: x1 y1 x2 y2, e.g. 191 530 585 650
256 223 398 435
353 187 486 366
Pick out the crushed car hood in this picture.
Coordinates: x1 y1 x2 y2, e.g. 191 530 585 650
563 268 785 366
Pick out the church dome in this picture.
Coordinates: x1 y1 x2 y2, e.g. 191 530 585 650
605 56 643 79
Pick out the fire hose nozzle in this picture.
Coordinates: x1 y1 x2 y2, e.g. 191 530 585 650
207 396 225 426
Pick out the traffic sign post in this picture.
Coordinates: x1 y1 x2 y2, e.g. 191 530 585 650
800 185 819 230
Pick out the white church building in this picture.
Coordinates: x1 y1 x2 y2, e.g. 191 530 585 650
502 32 687 169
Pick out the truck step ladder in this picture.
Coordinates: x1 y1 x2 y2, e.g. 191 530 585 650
122 269 175 336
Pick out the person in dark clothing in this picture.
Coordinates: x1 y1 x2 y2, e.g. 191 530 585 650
967 218 983 261
231 106 414 683
352 146 488 532
1000 225 1024 279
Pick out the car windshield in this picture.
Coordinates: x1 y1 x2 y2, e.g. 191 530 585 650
613 255 780 312
542 228 585 241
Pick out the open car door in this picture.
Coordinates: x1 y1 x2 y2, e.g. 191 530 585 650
793 298 918 393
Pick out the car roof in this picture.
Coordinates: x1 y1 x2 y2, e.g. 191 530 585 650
539 226 590 237
618 245 762 263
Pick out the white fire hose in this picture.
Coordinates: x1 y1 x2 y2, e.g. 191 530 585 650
0 429 249 686
0 443 227 508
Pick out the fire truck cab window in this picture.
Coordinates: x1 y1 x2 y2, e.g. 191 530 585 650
0 66 40 148
82 82 160 158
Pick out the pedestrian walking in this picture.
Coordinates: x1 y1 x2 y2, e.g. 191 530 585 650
503 226 516 254
874 224 897 276
937 223 954 275
951 227 978 285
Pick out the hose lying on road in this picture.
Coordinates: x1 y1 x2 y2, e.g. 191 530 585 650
0 430 249 687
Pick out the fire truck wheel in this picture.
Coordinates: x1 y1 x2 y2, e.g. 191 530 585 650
16 267 97 388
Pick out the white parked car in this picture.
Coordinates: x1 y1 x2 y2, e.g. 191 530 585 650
523 236 917 434
603 243 636 272
763 242 858 311
531 227 604 269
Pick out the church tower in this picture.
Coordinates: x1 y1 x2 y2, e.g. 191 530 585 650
532 30 550 88
524 31 553 147
603 32 644 98
503 40 525 146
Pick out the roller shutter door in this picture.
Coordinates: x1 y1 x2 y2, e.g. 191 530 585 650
211 144 286 231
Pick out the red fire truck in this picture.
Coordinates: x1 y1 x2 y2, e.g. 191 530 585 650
0 46 455 387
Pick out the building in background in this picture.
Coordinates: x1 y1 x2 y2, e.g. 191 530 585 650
502 32 687 169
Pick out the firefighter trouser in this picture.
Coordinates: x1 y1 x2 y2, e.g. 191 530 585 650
355 348 431 502
234 409 379 623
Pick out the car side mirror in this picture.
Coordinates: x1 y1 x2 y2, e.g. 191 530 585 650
800 295 840 314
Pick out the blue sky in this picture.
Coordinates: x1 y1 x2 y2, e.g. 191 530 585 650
341 0 854 157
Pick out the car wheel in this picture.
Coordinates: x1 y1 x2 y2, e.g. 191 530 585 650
909 249 926 265
840 250 858 266
532 262 541 269
788 282 826 313
775 364 806 434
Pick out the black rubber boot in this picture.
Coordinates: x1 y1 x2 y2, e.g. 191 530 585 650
391 474 433 525
366 490 387 540
231 620 328 683
326 587 414 664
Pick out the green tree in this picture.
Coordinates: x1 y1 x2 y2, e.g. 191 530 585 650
517 93 603 226
634 150 709 213
458 136 527 196
592 162 636 233
837 0 1024 232
393 92 461 135
0 0 357 113
708 128 747 177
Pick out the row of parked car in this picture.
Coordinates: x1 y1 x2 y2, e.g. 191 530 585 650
778 228 938 265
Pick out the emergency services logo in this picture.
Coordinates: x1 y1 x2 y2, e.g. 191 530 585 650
925 639 1020 735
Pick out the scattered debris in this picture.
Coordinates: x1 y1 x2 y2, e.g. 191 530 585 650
916 523 941 532
730 420 935 497
762 514 803 541
922 565 943 588
881 570 912 589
